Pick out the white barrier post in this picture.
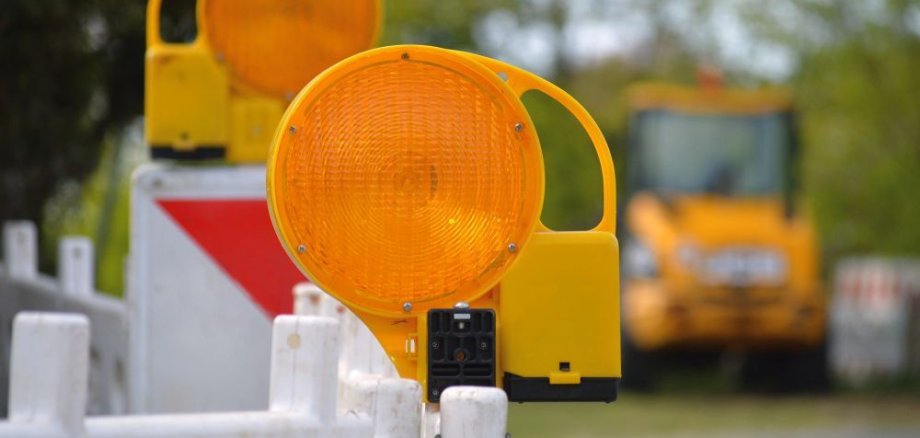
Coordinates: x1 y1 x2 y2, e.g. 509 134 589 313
421 403 440 438
292 282 347 321
341 378 422 438
341 311 399 378
269 315 339 421
3 312 451 436
0 311 503 437
3 221 37 281
439 387 508 438
293 283 397 379
293 282 324 316
58 236 95 296
6 312 90 437
81 315 371 437
296 284 421 436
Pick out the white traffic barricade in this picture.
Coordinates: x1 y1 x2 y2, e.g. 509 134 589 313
440 387 508 438
293 283 397 380
293 283 511 438
0 223 128 417
831 258 920 383
128 163 308 413
5 313 89 437
0 312 508 438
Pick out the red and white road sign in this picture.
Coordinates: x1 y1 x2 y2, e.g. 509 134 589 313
158 199 303 317
128 164 306 414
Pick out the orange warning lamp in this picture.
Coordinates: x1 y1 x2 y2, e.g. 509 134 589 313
268 45 621 403
145 0 379 162
269 46 544 315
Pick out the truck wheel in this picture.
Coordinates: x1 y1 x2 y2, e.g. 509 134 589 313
621 328 656 391
740 339 830 393
785 338 831 393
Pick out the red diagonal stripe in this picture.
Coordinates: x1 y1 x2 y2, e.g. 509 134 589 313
158 199 304 316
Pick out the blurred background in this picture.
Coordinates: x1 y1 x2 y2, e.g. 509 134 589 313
1 0 919 436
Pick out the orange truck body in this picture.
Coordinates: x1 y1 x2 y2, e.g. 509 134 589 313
622 83 825 353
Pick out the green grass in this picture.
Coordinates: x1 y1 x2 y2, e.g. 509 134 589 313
508 393 920 437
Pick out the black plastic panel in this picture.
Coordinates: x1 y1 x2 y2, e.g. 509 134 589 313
427 308 496 402
504 373 619 403
150 145 226 160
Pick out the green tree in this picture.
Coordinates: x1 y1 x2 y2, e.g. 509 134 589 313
0 0 146 271
746 0 920 256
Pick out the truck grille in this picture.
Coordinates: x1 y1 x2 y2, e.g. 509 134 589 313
700 247 787 288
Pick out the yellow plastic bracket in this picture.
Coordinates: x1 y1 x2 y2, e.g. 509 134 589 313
457 52 617 234
458 53 622 386
145 0 229 152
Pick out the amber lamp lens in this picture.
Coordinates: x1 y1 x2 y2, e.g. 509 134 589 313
269 47 543 315
202 0 378 98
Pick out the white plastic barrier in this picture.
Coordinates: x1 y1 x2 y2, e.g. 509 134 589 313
2 221 37 281
294 282 398 380
128 164 308 413
831 258 920 384
440 387 508 438
58 237 95 297
0 222 128 417
293 283 510 438
0 221 510 437
340 377 422 438
295 282 419 435
0 313 434 438
5 313 88 437
0 312 509 437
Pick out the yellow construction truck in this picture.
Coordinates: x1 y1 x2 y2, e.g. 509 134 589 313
620 78 828 391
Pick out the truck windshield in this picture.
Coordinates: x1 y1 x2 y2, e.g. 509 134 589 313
631 110 791 196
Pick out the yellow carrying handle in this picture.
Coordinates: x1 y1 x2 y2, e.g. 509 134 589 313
146 0 165 46
146 0 207 48
457 52 617 234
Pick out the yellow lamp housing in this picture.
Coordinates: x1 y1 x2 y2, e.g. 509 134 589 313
144 0 379 162
267 45 620 402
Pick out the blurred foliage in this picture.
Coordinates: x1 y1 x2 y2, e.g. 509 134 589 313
522 90 603 230
42 123 144 294
746 0 920 257
0 0 146 281
381 0 514 49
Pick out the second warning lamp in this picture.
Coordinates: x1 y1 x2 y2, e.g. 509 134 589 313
145 0 379 161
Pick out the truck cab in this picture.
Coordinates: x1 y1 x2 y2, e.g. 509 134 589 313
621 80 827 389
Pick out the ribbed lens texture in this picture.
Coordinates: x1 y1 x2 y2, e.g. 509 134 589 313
278 55 541 311
203 0 377 97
